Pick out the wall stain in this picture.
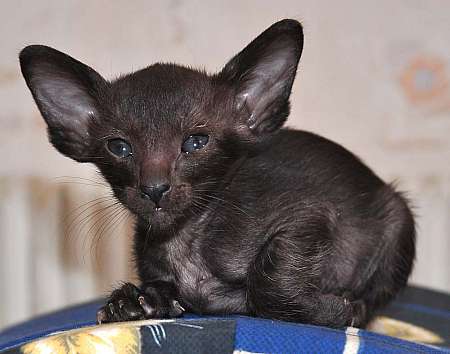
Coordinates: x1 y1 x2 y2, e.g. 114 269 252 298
399 55 449 104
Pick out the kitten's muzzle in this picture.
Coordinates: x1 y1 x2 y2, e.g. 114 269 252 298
140 183 171 206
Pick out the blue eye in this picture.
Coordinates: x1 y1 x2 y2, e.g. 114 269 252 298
107 139 132 158
182 134 209 153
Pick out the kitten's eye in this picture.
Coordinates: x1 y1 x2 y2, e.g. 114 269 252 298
107 139 132 158
182 134 209 153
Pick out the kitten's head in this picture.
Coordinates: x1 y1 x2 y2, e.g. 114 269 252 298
19 19 303 230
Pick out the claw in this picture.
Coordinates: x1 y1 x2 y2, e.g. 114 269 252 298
138 295 155 316
169 299 185 317
173 300 185 313
108 302 115 315
138 295 145 305
96 309 107 324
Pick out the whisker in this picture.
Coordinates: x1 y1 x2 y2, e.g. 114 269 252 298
66 200 119 250
52 175 109 187
90 205 129 264
198 193 252 218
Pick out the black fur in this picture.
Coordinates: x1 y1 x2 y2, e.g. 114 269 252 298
19 19 415 328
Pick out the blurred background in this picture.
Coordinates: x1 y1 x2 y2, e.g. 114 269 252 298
0 0 449 330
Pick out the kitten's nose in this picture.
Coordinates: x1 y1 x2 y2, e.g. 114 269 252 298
140 183 171 205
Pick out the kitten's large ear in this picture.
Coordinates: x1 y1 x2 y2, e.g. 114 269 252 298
219 19 303 136
19 45 108 162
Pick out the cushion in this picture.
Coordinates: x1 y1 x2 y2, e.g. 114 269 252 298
0 286 448 353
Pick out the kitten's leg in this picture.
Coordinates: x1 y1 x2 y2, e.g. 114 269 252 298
347 188 415 325
246 190 415 328
247 227 364 328
96 281 184 324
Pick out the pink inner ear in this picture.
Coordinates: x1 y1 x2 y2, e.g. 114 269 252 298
236 40 299 131
32 67 97 134
20 44 107 162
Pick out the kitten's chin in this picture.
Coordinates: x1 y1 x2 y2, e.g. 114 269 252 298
136 206 185 232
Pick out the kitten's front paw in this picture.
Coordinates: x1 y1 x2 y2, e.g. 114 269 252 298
96 282 185 324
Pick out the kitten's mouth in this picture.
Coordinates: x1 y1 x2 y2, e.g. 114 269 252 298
146 200 171 217
121 184 190 226
144 202 167 216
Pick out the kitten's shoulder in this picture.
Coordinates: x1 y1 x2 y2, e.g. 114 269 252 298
263 128 361 166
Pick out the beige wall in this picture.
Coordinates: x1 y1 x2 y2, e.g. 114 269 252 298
0 0 449 328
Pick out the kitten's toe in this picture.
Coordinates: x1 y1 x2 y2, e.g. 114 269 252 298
97 282 185 324
169 299 185 317
97 282 150 324
138 295 156 317
343 297 367 327
349 299 367 327
96 307 109 324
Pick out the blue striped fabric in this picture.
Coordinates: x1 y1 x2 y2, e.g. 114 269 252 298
1 310 447 353
233 317 446 353
0 293 449 353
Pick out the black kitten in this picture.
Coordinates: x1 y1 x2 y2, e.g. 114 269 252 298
19 19 415 328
